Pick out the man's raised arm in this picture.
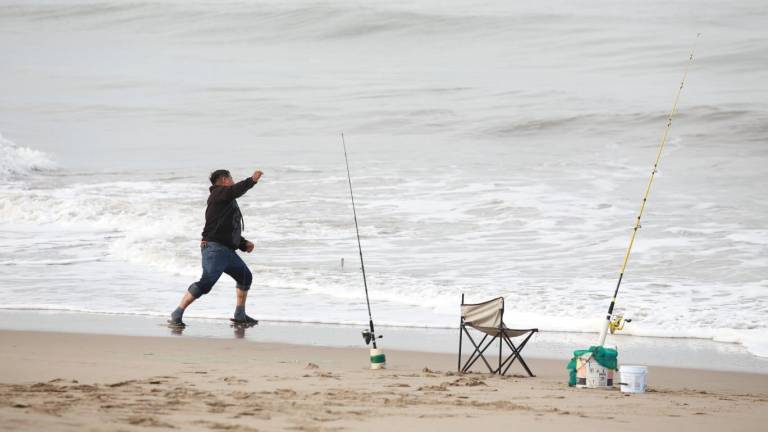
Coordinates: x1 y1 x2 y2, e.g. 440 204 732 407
216 170 263 202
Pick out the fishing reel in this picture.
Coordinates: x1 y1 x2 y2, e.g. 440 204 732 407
362 330 383 346
608 313 632 334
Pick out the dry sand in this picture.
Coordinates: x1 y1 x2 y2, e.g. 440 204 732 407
1 329 767 431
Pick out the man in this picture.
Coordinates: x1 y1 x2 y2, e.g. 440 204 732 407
168 168 263 328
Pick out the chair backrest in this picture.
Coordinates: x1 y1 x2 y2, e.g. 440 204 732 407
461 297 504 329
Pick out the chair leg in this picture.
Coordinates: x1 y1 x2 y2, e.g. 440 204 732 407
514 333 536 377
461 331 487 373
463 333 493 373
500 331 536 377
500 333 529 366
498 337 515 374
458 323 464 373
499 332 535 376
461 329 497 374
498 333 502 375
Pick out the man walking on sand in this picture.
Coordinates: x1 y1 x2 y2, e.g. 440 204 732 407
168 169 263 328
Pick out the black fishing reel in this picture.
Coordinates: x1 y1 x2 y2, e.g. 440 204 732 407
362 330 383 345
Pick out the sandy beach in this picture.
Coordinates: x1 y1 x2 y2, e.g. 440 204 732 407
1 329 767 432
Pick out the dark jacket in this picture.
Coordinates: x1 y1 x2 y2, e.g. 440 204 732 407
201 177 256 250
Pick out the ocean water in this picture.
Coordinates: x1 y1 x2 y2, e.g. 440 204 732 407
1 1 766 357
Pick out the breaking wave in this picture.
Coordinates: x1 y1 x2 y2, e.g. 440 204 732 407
0 133 56 181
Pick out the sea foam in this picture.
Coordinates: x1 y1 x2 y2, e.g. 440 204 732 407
0 134 56 181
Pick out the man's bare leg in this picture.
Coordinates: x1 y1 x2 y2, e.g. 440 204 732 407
233 288 257 325
179 292 196 310
236 288 247 307
169 292 196 326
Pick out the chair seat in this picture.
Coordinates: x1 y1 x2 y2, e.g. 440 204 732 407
467 325 538 338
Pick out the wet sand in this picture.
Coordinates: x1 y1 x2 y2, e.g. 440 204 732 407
1 329 767 431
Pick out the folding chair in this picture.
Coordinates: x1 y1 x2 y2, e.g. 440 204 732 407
458 294 538 376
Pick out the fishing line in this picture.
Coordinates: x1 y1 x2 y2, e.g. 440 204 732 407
597 34 701 346
341 133 381 349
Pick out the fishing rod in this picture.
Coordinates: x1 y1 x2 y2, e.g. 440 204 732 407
597 34 701 346
341 133 381 349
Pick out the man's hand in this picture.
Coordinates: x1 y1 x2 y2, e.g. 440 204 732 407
245 241 255 253
252 170 263 183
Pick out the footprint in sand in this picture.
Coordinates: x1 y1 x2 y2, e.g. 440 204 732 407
125 415 174 428
446 377 487 387
417 384 448 392
222 376 249 385
196 420 260 432
205 399 234 413
273 388 298 398
421 367 440 376
108 380 137 388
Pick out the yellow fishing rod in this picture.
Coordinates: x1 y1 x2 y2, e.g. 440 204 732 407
597 34 701 346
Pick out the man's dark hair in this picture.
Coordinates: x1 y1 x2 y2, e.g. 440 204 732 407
209 169 231 185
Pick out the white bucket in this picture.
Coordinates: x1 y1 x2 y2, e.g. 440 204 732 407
620 365 648 393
